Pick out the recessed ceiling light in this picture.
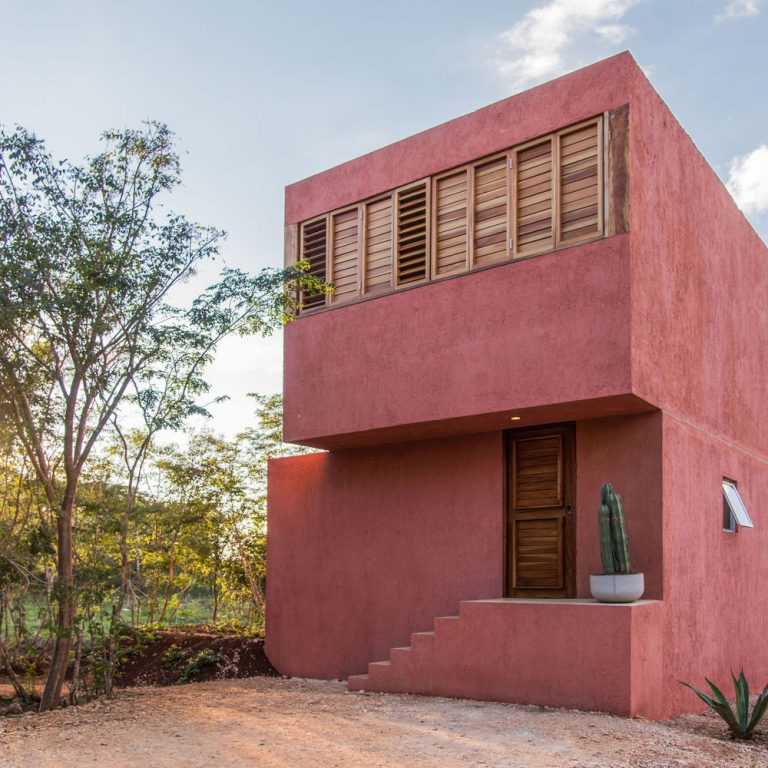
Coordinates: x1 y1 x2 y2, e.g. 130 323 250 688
510 416 522 421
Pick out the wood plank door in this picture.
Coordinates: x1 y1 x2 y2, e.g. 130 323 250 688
506 424 575 598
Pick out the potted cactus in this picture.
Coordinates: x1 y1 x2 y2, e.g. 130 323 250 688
590 483 645 603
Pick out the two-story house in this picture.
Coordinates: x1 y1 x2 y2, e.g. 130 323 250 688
265 52 768 719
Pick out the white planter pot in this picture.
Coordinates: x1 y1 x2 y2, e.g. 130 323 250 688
590 573 645 603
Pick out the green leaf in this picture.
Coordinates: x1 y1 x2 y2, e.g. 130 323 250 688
746 682 768 735
683 681 740 734
732 670 749 733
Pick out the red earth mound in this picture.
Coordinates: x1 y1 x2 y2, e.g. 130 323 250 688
115 628 277 687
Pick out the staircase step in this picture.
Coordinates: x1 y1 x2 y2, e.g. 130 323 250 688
390 646 413 674
434 615 461 642
410 631 435 648
367 660 392 683
347 674 369 691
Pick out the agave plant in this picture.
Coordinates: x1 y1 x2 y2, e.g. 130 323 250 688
683 670 768 739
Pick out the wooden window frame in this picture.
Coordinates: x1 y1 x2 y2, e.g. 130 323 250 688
298 213 330 314
394 179 431 290
512 135 556 260
294 113 608 315
470 151 512 270
361 193 395 297
554 115 604 249
430 165 471 281
328 204 363 306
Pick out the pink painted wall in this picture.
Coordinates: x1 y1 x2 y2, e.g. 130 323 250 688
284 236 632 447
660 416 768 714
349 598 666 718
285 52 633 226
283 54 641 450
267 414 665 682
266 433 503 678
628 66 768 455
576 413 663 599
626 68 768 712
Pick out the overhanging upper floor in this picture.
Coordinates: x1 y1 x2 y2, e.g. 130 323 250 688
282 51 768 455
284 234 640 448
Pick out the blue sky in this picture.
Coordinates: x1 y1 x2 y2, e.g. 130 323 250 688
2 0 766 436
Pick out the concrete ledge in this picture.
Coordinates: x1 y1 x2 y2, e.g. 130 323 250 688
350 598 666 718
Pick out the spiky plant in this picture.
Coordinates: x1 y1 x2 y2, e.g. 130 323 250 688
683 671 768 739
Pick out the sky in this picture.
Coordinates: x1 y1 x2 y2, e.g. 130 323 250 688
1 0 766 437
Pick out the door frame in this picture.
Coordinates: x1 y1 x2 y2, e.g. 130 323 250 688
503 422 576 598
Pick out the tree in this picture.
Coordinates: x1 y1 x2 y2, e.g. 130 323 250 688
0 122 322 709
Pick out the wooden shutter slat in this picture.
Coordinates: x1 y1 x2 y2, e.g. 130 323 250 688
432 170 468 279
558 119 601 245
330 209 360 305
515 518 563 588
395 183 428 286
472 157 509 267
515 138 554 256
299 217 328 311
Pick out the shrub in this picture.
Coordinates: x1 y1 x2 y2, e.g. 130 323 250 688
176 649 224 684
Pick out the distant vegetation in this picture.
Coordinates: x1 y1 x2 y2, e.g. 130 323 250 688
0 121 324 710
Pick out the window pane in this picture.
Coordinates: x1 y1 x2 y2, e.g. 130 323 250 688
723 481 754 528
723 494 736 531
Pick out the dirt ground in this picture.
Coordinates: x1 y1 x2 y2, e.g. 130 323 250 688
0 677 766 768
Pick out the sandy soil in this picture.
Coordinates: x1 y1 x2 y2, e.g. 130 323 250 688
0 677 766 768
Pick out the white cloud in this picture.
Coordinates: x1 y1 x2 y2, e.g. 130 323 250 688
716 0 762 21
493 0 642 89
726 145 768 215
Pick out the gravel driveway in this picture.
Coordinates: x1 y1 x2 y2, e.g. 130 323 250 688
0 677 765 767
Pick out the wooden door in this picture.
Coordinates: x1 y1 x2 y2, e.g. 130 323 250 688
506 424 575 598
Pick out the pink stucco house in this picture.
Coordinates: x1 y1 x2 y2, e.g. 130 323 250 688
266 52 768 719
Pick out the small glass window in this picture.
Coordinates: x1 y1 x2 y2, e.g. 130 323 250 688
723 479 753 531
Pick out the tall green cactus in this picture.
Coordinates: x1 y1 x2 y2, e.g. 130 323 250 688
598 483 632 574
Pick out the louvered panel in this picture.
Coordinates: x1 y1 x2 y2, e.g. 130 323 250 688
513 436 563 509
396 183 428 285
433 170 469 277
559 120 601 243
473 156 509 267
330 208 360 304
364 196 393 294
515 140 553 256
515 518 563 589
299 217 327 311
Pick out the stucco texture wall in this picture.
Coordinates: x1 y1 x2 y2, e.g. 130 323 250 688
265 433 503 679
660 415 768 714
629 66 768 456
284 236 632 447
267 414 664 684
285 53 633 226
627 66 768 713
576 412 663 600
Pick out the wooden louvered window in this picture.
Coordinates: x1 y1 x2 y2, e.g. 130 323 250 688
472 155 510 268
299 216 328 311
363 196 393 295
557 118 602 245
294 114 606 313
395 182 429 286
514 139 554 256
329 207 361 304
431 169 469 279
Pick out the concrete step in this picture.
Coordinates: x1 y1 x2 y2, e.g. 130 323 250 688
347 674 369 691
